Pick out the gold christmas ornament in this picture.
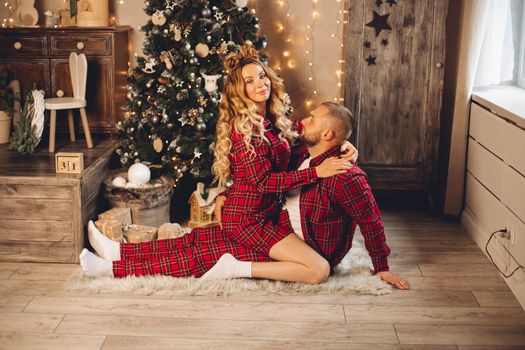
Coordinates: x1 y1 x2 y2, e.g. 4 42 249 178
187 108 199 118
195 43 210 58
153 137 163 153
160 51 173 70
151 10 167 26
170 24 182 41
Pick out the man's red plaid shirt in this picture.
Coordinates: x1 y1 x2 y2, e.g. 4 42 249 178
293 145 391 273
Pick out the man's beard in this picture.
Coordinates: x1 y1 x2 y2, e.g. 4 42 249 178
302 132 321 147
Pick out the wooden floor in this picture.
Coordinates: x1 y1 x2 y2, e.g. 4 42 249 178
1 209 524 349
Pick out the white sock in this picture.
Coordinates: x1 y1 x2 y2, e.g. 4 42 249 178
201 253 252 282
88 220 121 261
79 249 113 277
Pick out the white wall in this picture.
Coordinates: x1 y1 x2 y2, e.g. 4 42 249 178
1 0 345 117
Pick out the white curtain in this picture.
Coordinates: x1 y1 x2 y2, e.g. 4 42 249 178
475 0 515 85
443 0 491 215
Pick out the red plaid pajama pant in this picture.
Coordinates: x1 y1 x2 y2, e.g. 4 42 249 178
112 225 271 278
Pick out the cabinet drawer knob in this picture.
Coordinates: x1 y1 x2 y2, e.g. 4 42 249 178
76 42 85 50
56 90 64 97
435 62 443 68
14 41 22 50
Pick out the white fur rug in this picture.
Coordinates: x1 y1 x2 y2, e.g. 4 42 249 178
67 233 392 297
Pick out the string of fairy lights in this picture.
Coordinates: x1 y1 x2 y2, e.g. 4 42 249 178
272 0 348 108
2 0 16 27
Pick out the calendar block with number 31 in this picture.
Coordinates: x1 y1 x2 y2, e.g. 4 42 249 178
55 152 84 174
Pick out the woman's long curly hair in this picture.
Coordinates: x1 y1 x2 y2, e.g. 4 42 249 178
212 45 298 186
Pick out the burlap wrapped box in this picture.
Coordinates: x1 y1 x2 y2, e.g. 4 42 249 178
103 169 174 228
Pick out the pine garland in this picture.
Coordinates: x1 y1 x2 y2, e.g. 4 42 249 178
8 89 39 154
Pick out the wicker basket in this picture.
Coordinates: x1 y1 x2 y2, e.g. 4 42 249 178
103 169 174 227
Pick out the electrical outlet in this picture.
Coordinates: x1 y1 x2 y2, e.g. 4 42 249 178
506 223 518 246
500 229 512 240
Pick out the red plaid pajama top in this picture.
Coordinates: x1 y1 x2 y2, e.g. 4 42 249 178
221 115 317 255
294 146 391 273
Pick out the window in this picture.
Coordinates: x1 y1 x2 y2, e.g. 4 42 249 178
475 0 525 88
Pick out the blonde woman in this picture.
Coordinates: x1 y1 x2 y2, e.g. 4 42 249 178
211 46 356 284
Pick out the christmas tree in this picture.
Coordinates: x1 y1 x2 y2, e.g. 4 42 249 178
117 0 267 187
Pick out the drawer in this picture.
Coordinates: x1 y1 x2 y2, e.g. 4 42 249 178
0 35 47 56
469 102 525 175
467 137 504 198
467 137 525 220
465 173 525 265
50 35 112 55
469 103 508 158
506 120 525 175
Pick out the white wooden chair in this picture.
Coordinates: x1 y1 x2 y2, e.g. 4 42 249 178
45 52 93 153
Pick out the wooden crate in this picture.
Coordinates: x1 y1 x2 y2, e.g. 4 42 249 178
0 138 117 263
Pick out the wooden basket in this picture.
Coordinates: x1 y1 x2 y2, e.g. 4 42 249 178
103 169 174 227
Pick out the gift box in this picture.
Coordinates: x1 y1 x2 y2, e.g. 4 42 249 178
124 224 158 243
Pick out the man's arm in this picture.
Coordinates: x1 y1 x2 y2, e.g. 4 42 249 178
334 171 411 289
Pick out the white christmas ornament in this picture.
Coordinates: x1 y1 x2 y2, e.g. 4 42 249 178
201 73 222 93
112 176 127 187
236 0 248 7
128 163 151 185
142 57 157 74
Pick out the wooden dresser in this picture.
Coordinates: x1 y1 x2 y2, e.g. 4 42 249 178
0 26 131 133
462 87 525 309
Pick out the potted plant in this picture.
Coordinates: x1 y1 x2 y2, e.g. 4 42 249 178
0 69 15 144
